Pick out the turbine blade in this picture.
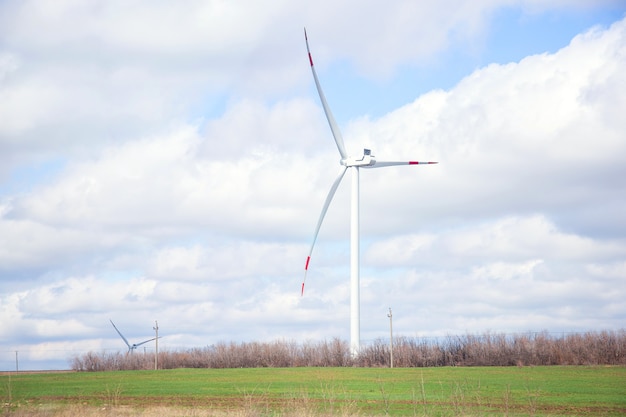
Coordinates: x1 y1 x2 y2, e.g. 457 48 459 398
302 166 348 295
365 161 438 168
304 28 348 160
134 337 158 347
110 319 131 349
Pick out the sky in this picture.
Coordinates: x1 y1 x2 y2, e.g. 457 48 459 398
1 0 625 370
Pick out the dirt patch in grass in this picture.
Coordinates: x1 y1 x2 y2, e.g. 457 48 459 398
20 395 625 416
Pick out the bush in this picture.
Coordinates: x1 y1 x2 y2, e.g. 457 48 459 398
70 330 626 371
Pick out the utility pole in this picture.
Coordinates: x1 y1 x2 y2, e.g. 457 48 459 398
153 321 159 370
387 308 393 368
15 350 18 373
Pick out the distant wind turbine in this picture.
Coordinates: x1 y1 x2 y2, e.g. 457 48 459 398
110 319 158 354
301 29 438 356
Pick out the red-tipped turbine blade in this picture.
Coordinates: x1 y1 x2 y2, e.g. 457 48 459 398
365 161 438 168
301 166 347 295
301 256 311 296
304 28 348 160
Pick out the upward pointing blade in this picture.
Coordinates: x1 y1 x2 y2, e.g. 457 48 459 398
302 166 348 295
304 28 348 160
110 319 131 350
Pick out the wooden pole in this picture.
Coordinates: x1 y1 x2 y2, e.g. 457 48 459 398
153 321 159 370
387 308 393 368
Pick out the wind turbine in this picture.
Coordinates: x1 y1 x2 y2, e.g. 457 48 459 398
301 29 437 356
110 319 158 354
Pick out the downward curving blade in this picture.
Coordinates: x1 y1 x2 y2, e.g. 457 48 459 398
302 166 348 295
304 28 348 160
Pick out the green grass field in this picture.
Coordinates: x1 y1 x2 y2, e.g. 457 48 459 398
2 366 625 416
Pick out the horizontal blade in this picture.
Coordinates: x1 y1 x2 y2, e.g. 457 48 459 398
365 161 438 168
302 166 348 295
110 319 131 349
304 28 348 160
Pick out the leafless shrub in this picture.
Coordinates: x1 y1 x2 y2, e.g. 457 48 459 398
70 330 626 371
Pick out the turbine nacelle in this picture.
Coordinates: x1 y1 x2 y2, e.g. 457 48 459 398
342 148 376 167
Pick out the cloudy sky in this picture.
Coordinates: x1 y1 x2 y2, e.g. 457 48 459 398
1 1 625 370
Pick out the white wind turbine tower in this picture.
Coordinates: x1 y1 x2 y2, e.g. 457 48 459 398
301 29 437 356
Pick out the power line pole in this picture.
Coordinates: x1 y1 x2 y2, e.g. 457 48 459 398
387 308 393 368
15 350 18 373
153 321 159 370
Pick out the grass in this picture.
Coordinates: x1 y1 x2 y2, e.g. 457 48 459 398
1 366 625 416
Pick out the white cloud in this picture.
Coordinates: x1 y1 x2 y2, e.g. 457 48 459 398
3 0 617 160
148 241 303 282
349 18 626 239
470 259 543 281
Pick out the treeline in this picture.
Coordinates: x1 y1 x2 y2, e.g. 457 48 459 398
70 330 626 371
359 330 626 367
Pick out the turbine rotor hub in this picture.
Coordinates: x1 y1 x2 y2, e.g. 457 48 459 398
342 148 376 167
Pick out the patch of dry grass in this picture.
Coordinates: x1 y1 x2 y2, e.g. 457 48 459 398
2 403 362 417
